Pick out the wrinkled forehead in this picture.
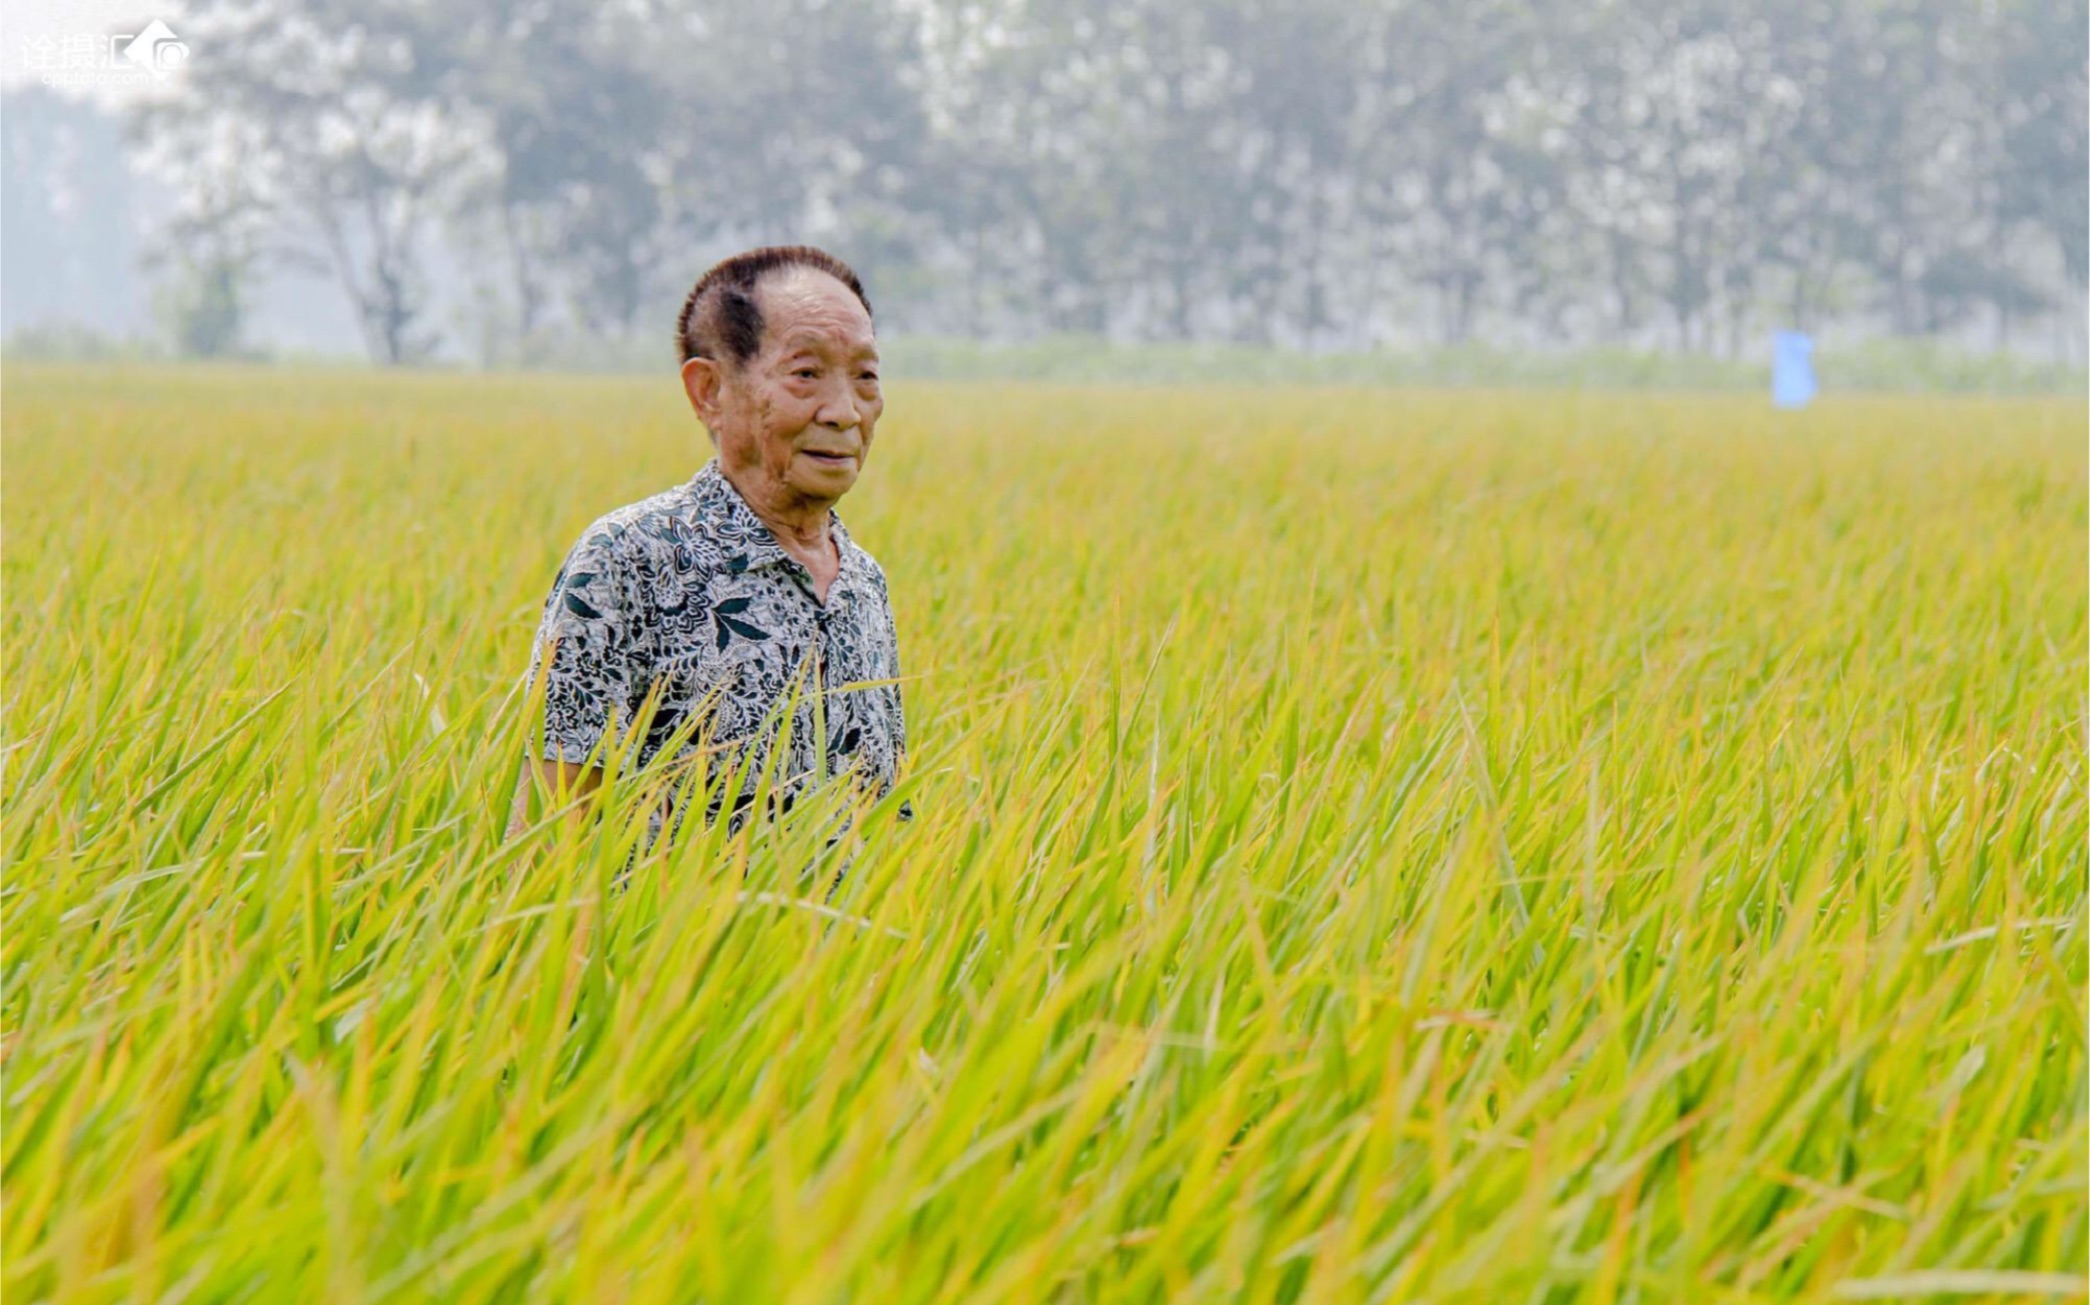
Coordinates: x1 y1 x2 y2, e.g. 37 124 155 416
757 268 876 356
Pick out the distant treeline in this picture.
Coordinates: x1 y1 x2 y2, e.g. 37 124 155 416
42 0 2090 364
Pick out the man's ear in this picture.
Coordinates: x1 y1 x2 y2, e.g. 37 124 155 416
680 356 725 426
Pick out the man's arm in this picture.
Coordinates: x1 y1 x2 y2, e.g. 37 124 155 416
508 521 651 838
505 756 606 837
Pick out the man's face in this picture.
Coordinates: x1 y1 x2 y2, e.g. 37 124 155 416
684 269 883 513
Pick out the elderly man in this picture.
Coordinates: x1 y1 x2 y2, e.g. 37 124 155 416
516 245 907 841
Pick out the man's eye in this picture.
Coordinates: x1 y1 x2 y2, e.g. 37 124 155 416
794 368 818 380
859 372 880 383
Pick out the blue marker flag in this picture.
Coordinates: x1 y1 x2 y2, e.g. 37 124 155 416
1773 330 1816 408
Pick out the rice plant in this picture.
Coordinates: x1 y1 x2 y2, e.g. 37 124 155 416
4 364 2083 1302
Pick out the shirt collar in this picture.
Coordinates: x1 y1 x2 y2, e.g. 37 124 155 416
689 459 870 597
828 514 874 603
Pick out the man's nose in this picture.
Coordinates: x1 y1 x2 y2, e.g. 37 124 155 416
816 380 860 429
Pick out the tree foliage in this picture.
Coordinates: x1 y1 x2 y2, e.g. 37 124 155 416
125 0 2089 362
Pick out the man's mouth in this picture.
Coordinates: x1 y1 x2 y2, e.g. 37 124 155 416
801 449 856 465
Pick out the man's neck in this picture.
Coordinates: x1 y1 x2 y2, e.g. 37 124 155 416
720 463 835 558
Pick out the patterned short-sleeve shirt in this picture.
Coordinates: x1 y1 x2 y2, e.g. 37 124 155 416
524 460 907 828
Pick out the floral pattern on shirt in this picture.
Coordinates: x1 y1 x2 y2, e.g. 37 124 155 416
524 460 907 830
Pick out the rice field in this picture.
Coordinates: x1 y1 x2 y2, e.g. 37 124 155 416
3 363 2085 1303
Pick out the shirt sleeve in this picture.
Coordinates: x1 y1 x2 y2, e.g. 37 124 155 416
526 524 653 766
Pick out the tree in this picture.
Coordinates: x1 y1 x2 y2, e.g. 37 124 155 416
145 0 492 364
119 0 2090 361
